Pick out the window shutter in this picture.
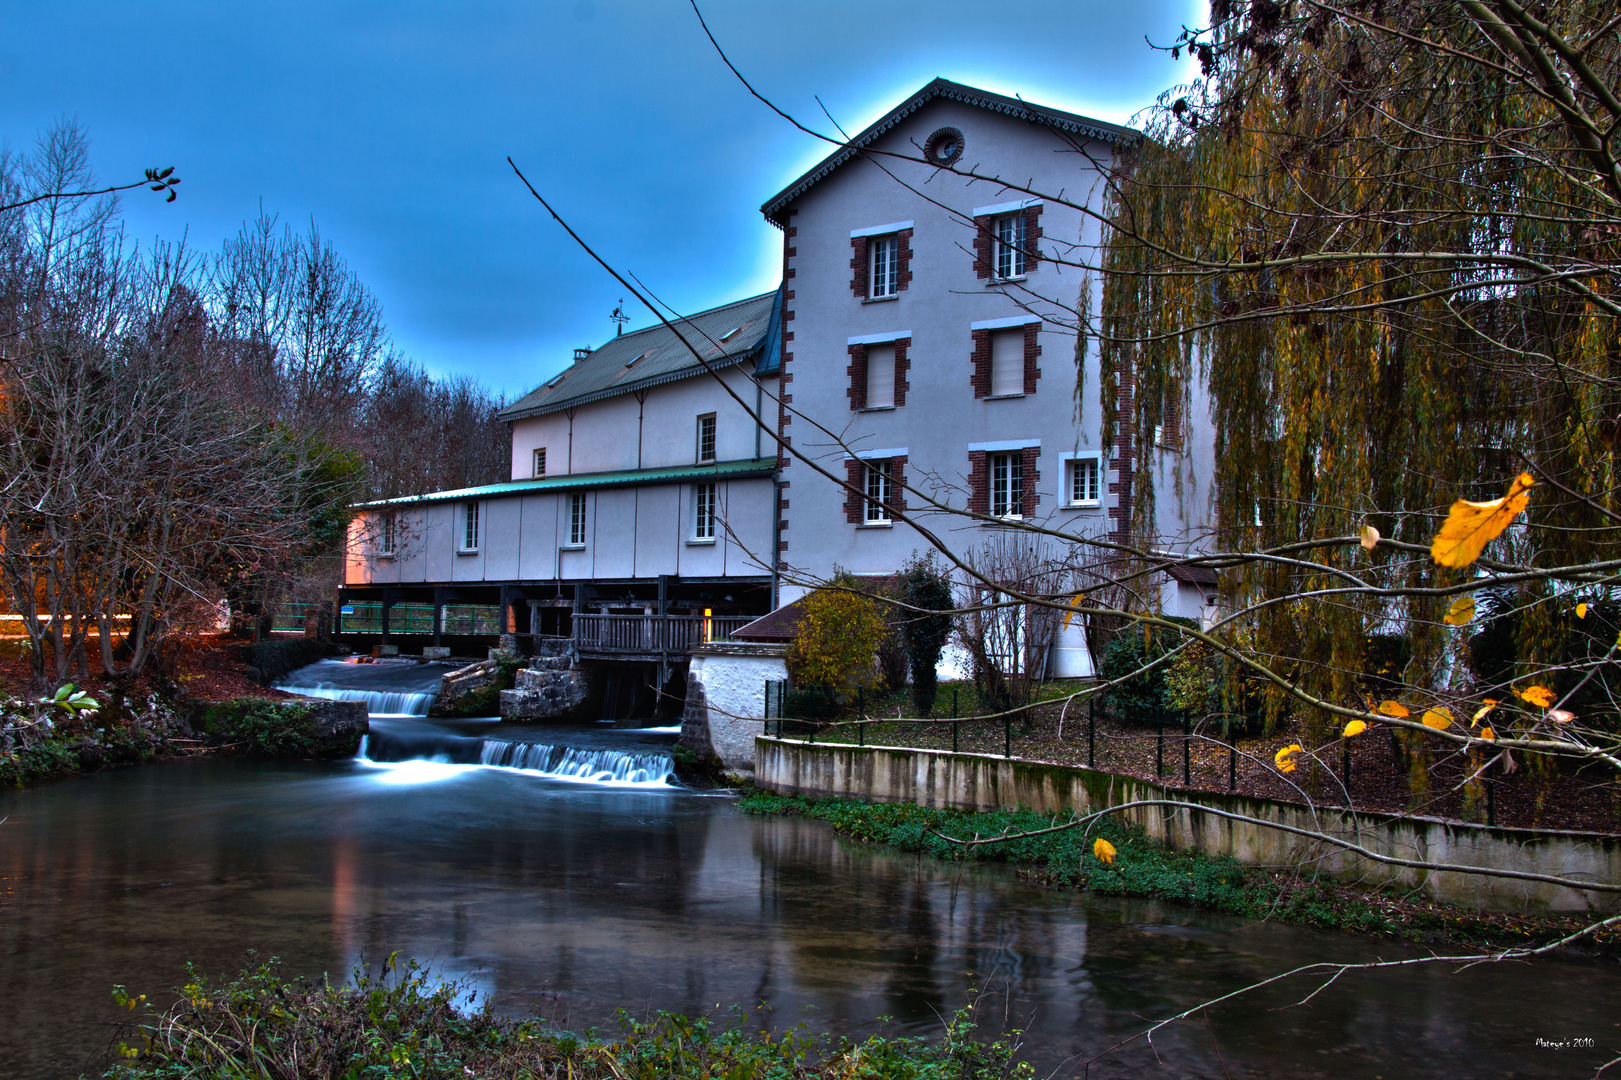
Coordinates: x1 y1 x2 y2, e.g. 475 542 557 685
991 330 1024 396
865 344 895 408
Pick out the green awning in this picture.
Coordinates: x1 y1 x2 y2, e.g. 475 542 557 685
356 457 777 509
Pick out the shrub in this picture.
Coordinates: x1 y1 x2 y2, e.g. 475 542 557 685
898 551 955 716
787 576 887 690
1164 638 1267 734
1096 618 1197 718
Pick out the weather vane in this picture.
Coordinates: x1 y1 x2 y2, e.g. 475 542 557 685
610 299 630 336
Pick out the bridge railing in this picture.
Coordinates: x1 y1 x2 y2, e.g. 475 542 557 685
572 613 753 654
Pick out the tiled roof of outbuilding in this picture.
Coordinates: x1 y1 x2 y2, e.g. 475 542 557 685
501 290 780 421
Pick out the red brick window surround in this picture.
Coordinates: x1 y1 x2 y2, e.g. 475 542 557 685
847 336 911 410
967 444 1040 518
850 223 914 299
969 321 1041 399
844 455 908 525
972 202 1043 281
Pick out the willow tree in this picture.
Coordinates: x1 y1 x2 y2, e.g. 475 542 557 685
1096 0 1621 761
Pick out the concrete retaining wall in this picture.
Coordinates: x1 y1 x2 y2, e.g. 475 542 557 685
754 737 1621 913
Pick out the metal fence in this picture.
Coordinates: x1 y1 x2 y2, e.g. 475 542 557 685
336 603 502 635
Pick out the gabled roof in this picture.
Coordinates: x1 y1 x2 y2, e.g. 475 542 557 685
501 289 780 422
760 78 1140 225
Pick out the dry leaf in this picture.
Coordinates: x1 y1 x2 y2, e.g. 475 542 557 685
1577 602 1589 619
1429 472 1534 568
1444 595 1476 626
1479 726 1496 741
1360 524 1380 550
1516 685 1556 708
1471 701 1498 726
1093 838 1117 865
1421 708 1453 730
1377 700 1411 718
1274 743 1302 772
1547 709 1575 724
1342 719 1367 738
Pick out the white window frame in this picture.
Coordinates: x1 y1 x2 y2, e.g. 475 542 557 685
994 212 1027 279
990 452 1023 519
459 501 480 553
870 235 899 298
377 512 397 557
693 482 717 541
533 447 546 477
567 492 587 548
1062 452 1103 507
864 461 893 524
696 413 717 464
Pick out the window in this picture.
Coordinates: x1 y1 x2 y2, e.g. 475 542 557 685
990 329 1024 397
870 235 899 297
696 414 716 463
568 492 587 547
864 462 893 524
461 501 480 552
377 512 397 556
693 482 717 540
994 213 1027 279
866 344 896 408
990 453 1023 518
1067 456 1101 506
533 447 546 477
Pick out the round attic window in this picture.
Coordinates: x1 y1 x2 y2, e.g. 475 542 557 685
923 127 964 167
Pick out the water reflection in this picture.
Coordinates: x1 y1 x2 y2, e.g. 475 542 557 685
0 758 1615 1079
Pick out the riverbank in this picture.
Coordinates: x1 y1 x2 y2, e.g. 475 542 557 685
0 636 357 786
103 957 1028 1080
738 788 1621 955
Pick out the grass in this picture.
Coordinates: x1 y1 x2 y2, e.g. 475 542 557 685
104 955 1033 1080
738 789 1621 953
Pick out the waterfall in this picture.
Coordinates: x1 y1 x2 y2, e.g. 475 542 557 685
480 740 673 785
280 685 437 716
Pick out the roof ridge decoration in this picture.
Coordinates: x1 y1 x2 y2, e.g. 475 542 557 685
760 77 1140 225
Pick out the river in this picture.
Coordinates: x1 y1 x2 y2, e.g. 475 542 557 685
0 660 1615 1078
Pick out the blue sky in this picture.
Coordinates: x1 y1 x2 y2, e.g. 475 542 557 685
0 1 1200 399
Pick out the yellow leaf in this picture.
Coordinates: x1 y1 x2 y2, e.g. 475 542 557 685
1274 743 1302 772
1444 595 1476 626
1093 838 1117 865
1342 719 1367 738
1479 726 1496 741
1547 709 1575 724
1577 602 1588 619
1377 701 1410 718
1063 593 1086 629
1359 524 1380 550
1516 685 1556 708
1429 472 1534 568
1471 701 1498 726
1421 708 1453 730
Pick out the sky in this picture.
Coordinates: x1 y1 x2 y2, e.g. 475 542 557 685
0 1 1201 400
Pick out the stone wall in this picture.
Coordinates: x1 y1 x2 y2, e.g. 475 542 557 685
681 643 788 771
754 737 1621 914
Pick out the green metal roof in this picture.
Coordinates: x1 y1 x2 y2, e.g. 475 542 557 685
357 457 778 509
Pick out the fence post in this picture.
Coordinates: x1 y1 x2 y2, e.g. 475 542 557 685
952 719 959 754
1229 735 1237 791
1342 741 1352 800
1486 757 1496 827
1088 699 1096 768
859 721 865 748
1182 712 1191 785
1156 710 1165 779
1004 715 1011 759
952 687 959 718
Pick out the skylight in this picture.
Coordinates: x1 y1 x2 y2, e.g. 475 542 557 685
718 325 742 343
625 351 647 368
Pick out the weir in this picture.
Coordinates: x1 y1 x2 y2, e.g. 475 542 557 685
278 657 677 787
